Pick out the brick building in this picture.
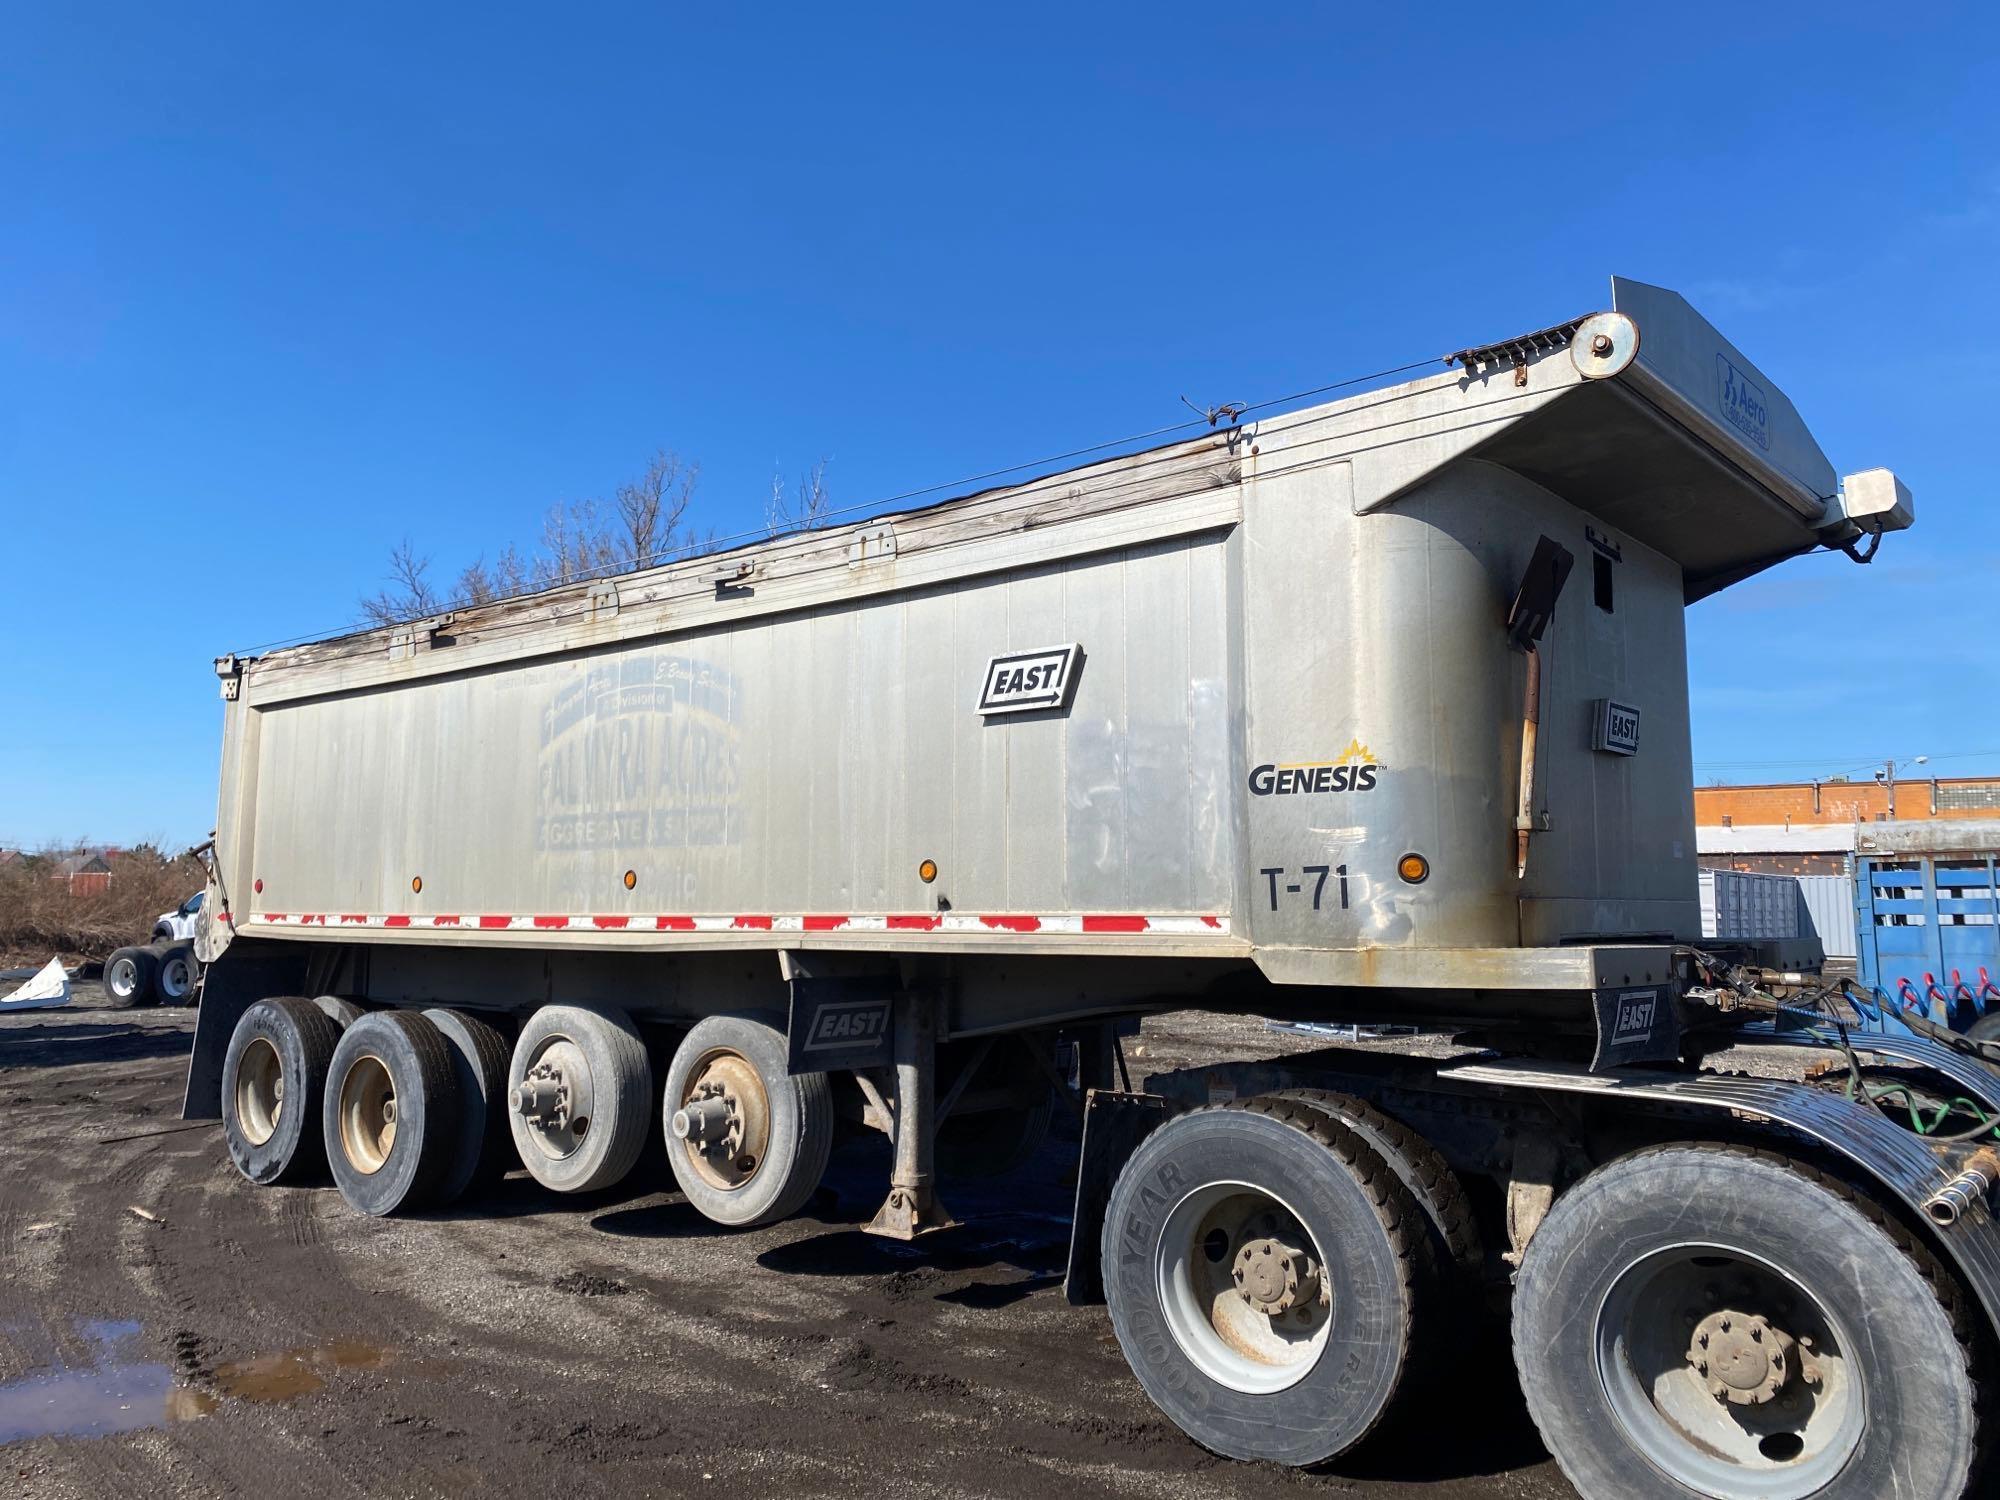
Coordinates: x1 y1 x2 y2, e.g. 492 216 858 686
1696 776 2000 875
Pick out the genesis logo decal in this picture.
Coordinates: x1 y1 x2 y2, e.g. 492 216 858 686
1249 738 1380 796
978 644 1083 717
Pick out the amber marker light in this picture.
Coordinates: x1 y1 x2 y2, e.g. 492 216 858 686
623 870 638 890
918 859 938 884
411 875 423 894
1397 853 1430 885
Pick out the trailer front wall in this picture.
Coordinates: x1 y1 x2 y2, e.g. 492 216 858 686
246 536 1237 927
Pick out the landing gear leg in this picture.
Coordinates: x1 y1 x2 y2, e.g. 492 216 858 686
866 993 955 1239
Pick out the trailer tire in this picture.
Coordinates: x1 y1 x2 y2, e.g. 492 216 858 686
1100 1095 1425 1466
663 1014 833 1227
313 995 365 1029
102 946 156 1009
1269 1088 1481 1283
323 1010 462 1216
1513 1141 1982 1500
1965 1011 2000 1044
507 1006 651 1194
222 996 341 1185
424 1008 513 1203
155 943 200 1005
938 1037 1057 1179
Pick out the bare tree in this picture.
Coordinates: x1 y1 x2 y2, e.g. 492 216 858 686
359 539 444 626
765 457 834 536
357 449 710 626
614 450 699 569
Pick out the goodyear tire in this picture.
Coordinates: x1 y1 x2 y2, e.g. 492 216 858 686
663 1014 832 1227
222 997 341 1185
1513 1143 1981 1499
154 943 200 1005
1101 1096 1426 1466
323 1010 462 1217
507 1006 651 1194
424 1008 513 1204
102 946 156 1009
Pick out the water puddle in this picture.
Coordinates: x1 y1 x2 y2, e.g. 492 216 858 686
0 1321 216 1446
210 1340 393 1403
0 1323 397 1447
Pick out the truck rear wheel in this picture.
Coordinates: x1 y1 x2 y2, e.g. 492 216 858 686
102 946 156 1009
506 1006 651 1194
424 1008 513 1204
323 1010 462 1216
155 943 199 1004
222 996 341 1185
663 1014 832 1227
1100 1095 1426 1466
1513 1142 1981 1499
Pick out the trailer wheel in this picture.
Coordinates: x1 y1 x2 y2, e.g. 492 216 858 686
102 946 156 1009
663 1015 833 1227
1270 1088 1482 1283
155 943 200 1005
313 995 365 1029
507 1006 651 1194
222 996 341 1185
1100 1095 1425 1466
937 1037 1056 1179
424 1008 513 1204
1513 1142 1981 1500
323 1010 462 1216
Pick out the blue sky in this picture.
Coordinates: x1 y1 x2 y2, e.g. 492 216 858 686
2 4 1995 848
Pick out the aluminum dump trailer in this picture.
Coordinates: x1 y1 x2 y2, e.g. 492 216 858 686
185 279 2000 1498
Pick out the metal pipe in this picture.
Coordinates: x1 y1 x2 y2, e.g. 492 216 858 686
1924 1148 2000 1228
1515 645 1541 880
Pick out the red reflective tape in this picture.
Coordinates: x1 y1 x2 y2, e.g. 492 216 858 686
592 915 629 929
434 915 461 926
887 914 942 931
263 913 286 922
477 915 510 929
656 916 696 931
980 915 1041 933
1082 915 1150 934
532 915 569 929
338 914 368 925
1200 915 1222 929
802 915 849 932
732 915 773 930
383 915 412 928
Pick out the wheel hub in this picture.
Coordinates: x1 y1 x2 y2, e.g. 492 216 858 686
675 1051 770 1191
511 1038 595 1159
1232 1237 1320 1315
1688 1310 1797 1406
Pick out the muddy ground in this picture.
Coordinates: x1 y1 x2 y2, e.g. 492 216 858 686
0 1005 1569 1499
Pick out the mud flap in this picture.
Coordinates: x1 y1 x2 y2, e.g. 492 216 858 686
1589 982 1682 1071
1063 1089 1175 1305
179 939 308 1119
786 977 897 1076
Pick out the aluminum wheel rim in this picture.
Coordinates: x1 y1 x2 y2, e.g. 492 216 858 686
337 1054 397 1175
677 1049 771 1192
1155 1180 1332 1394
235 1037 283 1146
1594 1243 1863 1498
160 956 191 998
109 958 138 999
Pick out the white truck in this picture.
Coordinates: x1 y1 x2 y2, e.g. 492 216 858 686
182 279 1990 1498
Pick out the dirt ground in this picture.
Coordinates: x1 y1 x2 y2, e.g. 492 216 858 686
0 1004 1570 1500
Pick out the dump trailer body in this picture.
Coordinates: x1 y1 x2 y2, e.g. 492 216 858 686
197 279 1886 1034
